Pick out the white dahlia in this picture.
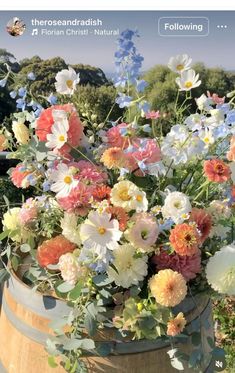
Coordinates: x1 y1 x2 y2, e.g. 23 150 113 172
206 245 235 295
58 253 87 285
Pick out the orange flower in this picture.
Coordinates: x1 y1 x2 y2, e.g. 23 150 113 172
37 235 76 268
92 185 112 202
167 312 186 336
169 223 200 256
105 206 128 231
189 208 212 243
203 159 231 183
227 136 235 162
149 269 187 307
101 147 126 169
0 134 7 151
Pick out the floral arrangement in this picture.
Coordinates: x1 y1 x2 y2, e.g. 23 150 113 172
1 29 235 372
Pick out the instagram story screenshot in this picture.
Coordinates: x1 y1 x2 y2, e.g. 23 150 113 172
0 5 234 373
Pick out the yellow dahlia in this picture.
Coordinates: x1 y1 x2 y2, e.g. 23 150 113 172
149 269 187 307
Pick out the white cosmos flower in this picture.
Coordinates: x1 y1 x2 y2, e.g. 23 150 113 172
80 211 122 256
206 244 235 295
168 54 192 73
55 66 80 95
108 243 148 288
46 110 69 149
198 128 215 148
196 94 213 111
176 69 201 91
162 191 192 224
50 163 78 198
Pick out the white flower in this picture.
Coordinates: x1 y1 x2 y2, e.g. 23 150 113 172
168 54 192 73
55 66 80 95
162 191 192 224
80 211 122 256
61 212 81 245
198 128 215 148
12 121 30 144
206 244 235 295
207 200 231 221
110 180 148 212
176 69 201 91
46 110 69 149
196 94 213 111
58 253 87 285
108 244 148 288
50 163 79 198
209 224 230 240
185 113 205 132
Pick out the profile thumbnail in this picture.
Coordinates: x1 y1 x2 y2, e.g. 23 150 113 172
6 17 26 37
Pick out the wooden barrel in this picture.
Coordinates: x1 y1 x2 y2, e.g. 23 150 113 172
0 271 214 373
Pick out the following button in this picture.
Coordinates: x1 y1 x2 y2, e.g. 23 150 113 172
158 17 209 37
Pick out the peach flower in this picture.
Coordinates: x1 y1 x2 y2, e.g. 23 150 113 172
203 159 231 183
167 312 187 336
169 223 200 256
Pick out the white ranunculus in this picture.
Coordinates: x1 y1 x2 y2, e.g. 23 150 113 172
206 244 235 295
108 244 148 288
59 253 87 285
55 66 80 95
176 69 201 91
162 191 192 224
168 54 192 73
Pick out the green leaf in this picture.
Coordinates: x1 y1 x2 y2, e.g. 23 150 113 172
84 313 97 337
56 282 75 293
191 332 201 346
20 244 31 253
81 339 95 350
92 274 113 287
0 268 10 283
11 256 19 271
207 336 214 349
0 229 10 241
63 338 82 351
68 281 83 301
48 356 58 368
130 285 140 297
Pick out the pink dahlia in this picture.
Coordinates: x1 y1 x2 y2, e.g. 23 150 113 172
58 182 94 215
36 104 84 155
152 249 201 281
11 164 31 188
72 160 108 184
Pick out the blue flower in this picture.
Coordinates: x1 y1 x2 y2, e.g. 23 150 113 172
9 90 17 99
27 72 36 81
26 174 37 186
47 93 57 105
142 124 151 133
136 79 148 92
16 98 26 110
116 93 132 108
0 78 7 88
137 160 147 172
138 101 151 113
42 180 51 192
18 87 27 97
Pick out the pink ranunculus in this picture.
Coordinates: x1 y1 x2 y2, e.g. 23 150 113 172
36 104 84 155
71 160 108 184
152 249 201 281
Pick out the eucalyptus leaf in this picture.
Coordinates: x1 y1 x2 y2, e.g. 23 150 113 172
56 282 75 293
0 268 10 283
68 281 83 301
84 313 97 337
20 244 31 253
92 274 113 287
81 339 95 350
63 338 83 351
11 256 19 271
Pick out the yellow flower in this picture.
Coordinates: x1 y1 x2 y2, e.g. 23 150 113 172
167 312 186 336
110 180 148 212
12 121 30 144
149 269 187 307
2 207 30 242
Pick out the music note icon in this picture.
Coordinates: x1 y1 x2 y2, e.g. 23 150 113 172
31 29 38 36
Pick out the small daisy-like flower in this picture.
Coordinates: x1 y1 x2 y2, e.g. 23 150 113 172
167 313 187 336
169 223 200 256
176 69 201 91
105 206 128 231
50 163 79 198
55 66 80 95
149 269 187 307
101 147 127 169
168 54 192 73
204 159 231 183
46 110 69 150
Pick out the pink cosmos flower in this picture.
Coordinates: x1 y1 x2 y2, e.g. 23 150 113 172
126 139 161 175
152 249 201 281
145 111 160 120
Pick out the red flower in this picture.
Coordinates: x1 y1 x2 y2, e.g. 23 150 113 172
169 223 200 256
203 159 231 183
37 235 76 267
36 104 84 155
189 208 212 243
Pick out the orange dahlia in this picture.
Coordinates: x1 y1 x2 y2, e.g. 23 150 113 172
203 159 231 183
167 312 187 336
169 223 200 256
37 235 76 268
149 269 187 307
105 206 128 231
101 147 126 169
189 208 212 243
92 185 112 202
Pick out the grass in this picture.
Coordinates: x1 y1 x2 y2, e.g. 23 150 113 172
213 297 235 372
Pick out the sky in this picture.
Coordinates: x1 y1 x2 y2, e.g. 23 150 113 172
0 11 234 74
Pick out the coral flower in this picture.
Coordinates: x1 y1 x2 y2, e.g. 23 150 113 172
106 123 131 149
92 185 112 202
189 208 212 243
149 269 187 307
101 147 126 169
36 104 83 154
169 223 200 256
167 312 187 336
203 159 231 183
58 182 94 215
105 206 128 231
37 235 76 268
73 160 108 184
11 164 31 188
152 249 201 281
